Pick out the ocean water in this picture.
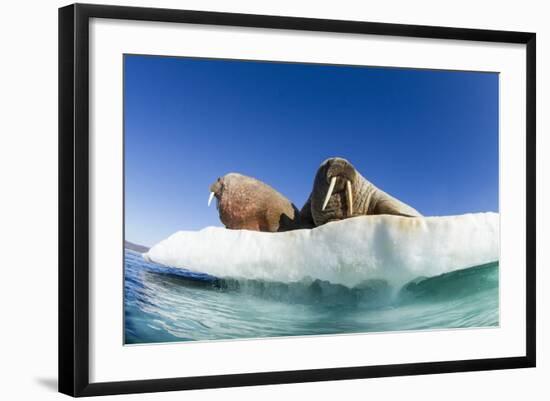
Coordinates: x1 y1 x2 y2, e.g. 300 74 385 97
124 249 499 344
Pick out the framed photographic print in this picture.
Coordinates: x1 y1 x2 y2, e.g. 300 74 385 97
58 3 536 397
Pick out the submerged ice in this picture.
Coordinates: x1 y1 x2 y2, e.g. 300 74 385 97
144 213 499 288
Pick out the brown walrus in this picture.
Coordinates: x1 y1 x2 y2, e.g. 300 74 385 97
208 173 302 232
300 157 421 227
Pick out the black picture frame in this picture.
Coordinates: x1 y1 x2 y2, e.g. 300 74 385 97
59 3 536 397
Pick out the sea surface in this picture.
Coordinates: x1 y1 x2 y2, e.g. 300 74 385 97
124 249 499 344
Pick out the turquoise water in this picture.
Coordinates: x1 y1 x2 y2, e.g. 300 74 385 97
124 249 499 344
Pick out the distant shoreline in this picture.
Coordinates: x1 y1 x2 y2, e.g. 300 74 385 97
124 240 149 253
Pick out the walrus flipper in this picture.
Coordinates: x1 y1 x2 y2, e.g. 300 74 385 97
374 195 422 218
299 197 316 229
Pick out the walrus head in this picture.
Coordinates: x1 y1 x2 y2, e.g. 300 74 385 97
311 157 356 225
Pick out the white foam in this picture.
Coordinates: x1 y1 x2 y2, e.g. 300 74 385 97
144 213 499 288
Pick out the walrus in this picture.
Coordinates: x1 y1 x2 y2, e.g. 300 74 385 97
300 157 421 227
208 173 302 232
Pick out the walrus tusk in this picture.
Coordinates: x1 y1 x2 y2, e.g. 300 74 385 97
346 180 353 216
208 192 215 207
322 177 337 211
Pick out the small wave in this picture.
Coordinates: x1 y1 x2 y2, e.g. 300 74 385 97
397 262 498 303
125 249 499 342
140 260 498 308
219 270 496 308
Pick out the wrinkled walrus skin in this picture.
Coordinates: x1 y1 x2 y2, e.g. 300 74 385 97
300 157 421 227
209 173 302 232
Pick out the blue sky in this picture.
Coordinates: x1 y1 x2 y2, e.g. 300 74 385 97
124 55 499 246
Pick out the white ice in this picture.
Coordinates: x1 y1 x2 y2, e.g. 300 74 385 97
144 213 499 288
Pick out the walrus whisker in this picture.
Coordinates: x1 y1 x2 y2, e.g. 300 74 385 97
322 176 337 211
346 180 353 216
208 191 215 207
